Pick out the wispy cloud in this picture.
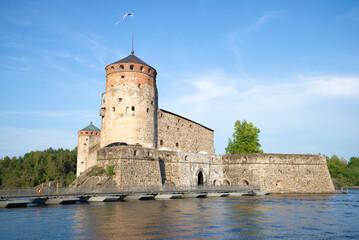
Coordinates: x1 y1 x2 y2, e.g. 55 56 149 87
0 127 76 158
337 7 359 22
301 75 359 98
174 70 237 104
227 11 282 62
0 42 24 48
169 70 359 131
242 11 282 34
41 56 103 89
62 31 122 66
0 15 31 27
0 110 98 119
0 63 16 69
172 71 359 108
46 50 103 71
167 70 359 156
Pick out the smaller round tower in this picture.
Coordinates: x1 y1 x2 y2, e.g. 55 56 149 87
77 122 101 176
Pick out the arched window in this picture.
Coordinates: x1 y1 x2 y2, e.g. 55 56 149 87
130 64 134 70
239 179 249 185
160 140 163 145
223 179 231 185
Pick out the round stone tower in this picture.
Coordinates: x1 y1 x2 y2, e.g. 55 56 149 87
100 54 158 148
77 122 101 176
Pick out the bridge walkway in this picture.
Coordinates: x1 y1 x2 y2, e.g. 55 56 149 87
0 185 260 199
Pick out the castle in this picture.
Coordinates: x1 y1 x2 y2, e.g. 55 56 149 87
77 54 335 193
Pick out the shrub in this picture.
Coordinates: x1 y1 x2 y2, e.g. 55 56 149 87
106 165 116 176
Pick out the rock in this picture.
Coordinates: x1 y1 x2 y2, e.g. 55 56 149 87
70 165 116 188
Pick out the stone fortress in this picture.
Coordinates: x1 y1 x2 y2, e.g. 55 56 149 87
77 54 335 193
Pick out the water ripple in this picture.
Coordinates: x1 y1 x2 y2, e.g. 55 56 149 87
1 190 359 239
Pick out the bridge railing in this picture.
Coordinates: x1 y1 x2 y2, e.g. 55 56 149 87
0 184 260 199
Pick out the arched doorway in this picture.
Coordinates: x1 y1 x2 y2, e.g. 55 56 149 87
198 171 204 185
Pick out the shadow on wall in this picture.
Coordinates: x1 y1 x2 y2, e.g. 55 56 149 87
159 158 166 185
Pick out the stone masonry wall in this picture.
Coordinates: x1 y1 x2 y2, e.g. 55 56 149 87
222 153 335 193
100 61 158 149
158 109 214 154
96 146 334 193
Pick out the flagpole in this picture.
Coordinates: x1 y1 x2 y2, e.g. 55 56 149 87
116 12 134 54
131 11 134 54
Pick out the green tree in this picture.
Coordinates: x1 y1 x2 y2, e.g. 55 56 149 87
225 120 263 155
347 157 359 185
0 147 77 188
348 157 359 169
326 155 359 186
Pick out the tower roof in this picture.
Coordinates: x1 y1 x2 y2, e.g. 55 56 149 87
109 54 153 68
80 122 100 132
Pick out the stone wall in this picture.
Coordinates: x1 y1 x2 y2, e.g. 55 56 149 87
96 146 334 193
157 109 214 154
222 153 335 193
97 146 162 186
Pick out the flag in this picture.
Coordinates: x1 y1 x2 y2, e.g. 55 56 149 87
115 12 134 25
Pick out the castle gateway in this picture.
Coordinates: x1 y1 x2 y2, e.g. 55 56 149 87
77 54 335 194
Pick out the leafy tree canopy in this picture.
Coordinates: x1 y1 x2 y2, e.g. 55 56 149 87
0 147 77 188
326 155 359 186
225 120 263 155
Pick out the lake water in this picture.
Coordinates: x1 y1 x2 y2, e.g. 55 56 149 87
1 190 359 239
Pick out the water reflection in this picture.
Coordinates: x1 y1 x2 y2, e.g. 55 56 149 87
2 191 358 239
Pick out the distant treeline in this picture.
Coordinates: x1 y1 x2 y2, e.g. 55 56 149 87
325 155 359 187
0 147 77 188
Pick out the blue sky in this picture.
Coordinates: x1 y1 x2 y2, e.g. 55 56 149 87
0 0 358 160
